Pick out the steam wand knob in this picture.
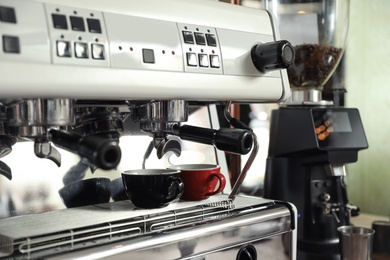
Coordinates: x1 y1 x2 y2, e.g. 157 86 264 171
171 125 253 155
251 40 295 72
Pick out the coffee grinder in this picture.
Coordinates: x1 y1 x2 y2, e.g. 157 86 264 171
262 0 369 259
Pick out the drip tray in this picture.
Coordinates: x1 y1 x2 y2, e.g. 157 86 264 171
0 195 275 258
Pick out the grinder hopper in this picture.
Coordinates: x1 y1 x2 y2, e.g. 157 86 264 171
263 0 350 104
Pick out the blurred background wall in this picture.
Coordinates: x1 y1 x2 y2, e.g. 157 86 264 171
345 0 390 216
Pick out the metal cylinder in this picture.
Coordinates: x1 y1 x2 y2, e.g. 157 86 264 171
6 98 75 127
134 100 188 123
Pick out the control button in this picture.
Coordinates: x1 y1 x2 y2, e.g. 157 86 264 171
182 31 194 44
91 43 105 59
194 32 206 45
2 35 20 53
70 16 85 32
142 49 155 64
56 40 71 57
186 52 197 67
52 14 68 30
87 18 102 33
74 42 88 58
206 34 217 47
210 55 220 68
198 54 209 67
0 6 17 23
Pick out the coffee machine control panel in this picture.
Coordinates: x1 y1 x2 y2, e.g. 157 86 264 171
0 0 291 101
1 0 223 72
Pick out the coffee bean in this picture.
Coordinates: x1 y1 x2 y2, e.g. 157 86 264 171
287 44 342 89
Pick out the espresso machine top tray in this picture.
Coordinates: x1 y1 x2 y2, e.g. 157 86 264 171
0 195 294 259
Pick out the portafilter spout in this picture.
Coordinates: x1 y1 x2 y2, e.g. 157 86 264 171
0 130 16 180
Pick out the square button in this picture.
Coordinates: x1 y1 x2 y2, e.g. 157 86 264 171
142 49 155 64
0 6 17 23
3 35 20 53
74 42 88 58
56 40 71 57
210 55 220 68
87 18 102 33
182 31 194 44
52 14 68 29
194 32 205 45
198 54 209 67
70 16 85 32
206 34 217 47
91 43 105 60
186 52 197 67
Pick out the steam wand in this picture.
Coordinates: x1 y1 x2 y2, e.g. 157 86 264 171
166 103 258 201
222 102 259 201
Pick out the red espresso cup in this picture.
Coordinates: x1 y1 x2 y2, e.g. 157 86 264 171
169 164 226 201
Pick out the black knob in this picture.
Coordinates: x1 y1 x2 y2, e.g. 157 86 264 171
50 129 121 170
174 125 253 155
237 244 257 260
251 40 295 72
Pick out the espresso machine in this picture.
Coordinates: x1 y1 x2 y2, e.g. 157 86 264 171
0 0 297 259
263 0 368 259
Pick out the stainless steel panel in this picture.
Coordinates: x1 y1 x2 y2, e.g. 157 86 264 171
200 235 290 260
0 195 295 259
0 0 50 64
105 13 183 72
0 0 290 102
44 197 293 260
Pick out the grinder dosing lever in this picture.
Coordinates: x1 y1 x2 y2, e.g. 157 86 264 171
170 124 253 155
49 129 121 170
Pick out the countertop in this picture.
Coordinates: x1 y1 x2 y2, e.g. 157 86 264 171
351 213 389 229
270 213 390 260
352 213 390 260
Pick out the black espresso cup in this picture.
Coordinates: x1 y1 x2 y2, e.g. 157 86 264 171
122 169 184 209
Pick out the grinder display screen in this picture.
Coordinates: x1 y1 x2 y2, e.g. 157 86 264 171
311 108 368 150
330 112 352 132
316 111 352 136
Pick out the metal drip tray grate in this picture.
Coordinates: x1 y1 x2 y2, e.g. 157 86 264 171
0 195 274 259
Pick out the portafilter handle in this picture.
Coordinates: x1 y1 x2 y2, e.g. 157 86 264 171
171 125 253 155
49 129 121 170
